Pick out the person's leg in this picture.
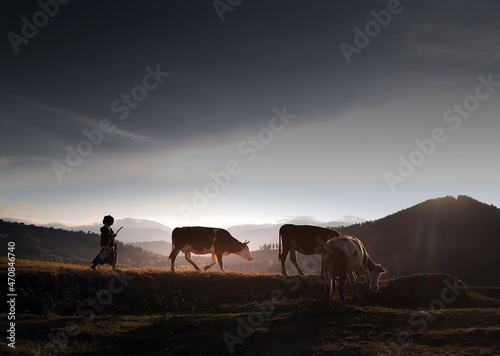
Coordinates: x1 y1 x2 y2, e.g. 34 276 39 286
111 248 120 272
90 248 104 269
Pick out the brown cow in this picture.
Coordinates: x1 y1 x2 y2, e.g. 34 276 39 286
169 226 253 271
279 224 341 277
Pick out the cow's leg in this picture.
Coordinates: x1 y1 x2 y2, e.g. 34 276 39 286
289 249 305 276
363 269 372 300
348 272 359 301
324 275 331 307
217 253 224 272
184 251 200 270
324 268 335 307
204 254 217 271
322 255 332 306
169 248 181 272
338 274 347 305
280 248 290 277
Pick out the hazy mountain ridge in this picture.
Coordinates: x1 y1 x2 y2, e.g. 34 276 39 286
225 215 365 250
130 240 172 256
55 218 174 244
61 215 364 251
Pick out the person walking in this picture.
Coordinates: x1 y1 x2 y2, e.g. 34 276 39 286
90 215 120 271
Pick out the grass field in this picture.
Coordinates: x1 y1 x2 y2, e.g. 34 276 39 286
2 258 500 355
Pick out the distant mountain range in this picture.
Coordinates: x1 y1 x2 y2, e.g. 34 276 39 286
55 217 174 244
130 240 172 256
224 215 366 251
56 215 366 251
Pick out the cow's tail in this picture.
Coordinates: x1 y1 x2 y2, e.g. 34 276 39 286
168 241 175 261
323 245 336 302
278 229 282 260
168 229 176 261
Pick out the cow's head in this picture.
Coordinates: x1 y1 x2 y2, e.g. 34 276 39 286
234 240 253 261
369 264 386 291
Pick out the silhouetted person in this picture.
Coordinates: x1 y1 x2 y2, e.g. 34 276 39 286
90 215 119 271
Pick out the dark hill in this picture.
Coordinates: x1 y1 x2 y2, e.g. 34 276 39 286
338 195 500 286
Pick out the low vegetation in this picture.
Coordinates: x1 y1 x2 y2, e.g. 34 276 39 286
2 258 499 355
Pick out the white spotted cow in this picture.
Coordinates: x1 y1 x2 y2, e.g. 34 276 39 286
322 235 386 306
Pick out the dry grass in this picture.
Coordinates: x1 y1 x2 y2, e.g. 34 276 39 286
2 257 500 355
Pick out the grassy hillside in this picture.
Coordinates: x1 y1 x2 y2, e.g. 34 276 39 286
2 258 500 355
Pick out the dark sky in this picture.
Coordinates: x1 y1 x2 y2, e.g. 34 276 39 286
1 0 499 228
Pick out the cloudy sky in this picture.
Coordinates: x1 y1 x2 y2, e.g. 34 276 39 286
1 0 499 229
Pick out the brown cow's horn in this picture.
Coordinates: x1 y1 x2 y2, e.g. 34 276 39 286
243 240 249 245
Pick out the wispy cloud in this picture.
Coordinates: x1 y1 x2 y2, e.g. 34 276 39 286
402 22 500 66
4 96 162 145
107 126 163 145
35 102 163 145
0 198 34 221
0 197 91 226
265 212 322 224
0 156 52 168
0 157 12 168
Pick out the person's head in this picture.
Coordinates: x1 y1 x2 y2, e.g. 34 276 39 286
103 215 114 226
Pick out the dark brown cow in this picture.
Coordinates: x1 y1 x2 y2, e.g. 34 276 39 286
278 224 341 277
169 226 253 271
322 235 386 306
